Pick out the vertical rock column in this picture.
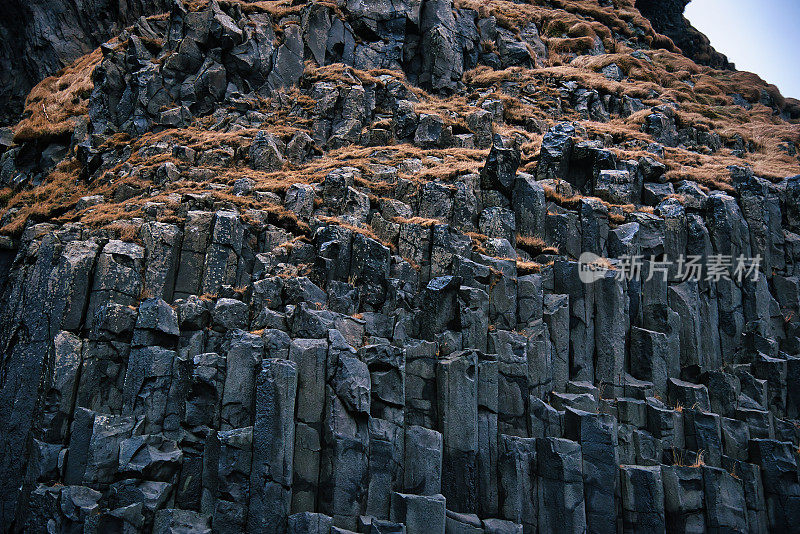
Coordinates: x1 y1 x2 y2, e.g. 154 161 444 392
399 221 433 285
513 173 546 239
248 358 298 533
564 408 619 534
420 276 461 341
390 492 446 534
748 439 800 531
537 437 587 533
290 338 328 514
202 426 253 533
403 425 443 496
620 465 665 534
220 331 264 430
526 320 553 399
173 211 213 300
42 332 85 443
554 260 595 383
202 210 244 295
404 340 439 428
480 256 518 331
177 351 225 510
662 465 705 533
630 326 670 397
362 343 405 522
122 298 180 434
459 286 490 353
498 435 537 532
437 350 478 513
721 457 768 533
86 240 146 325
543 293 570 392
490 330 529 438
141 221 182 302
668 281 704 373
707 193 750 360
593 270 629 397
318 336 369 530
477 354 499 518
702 465 749 532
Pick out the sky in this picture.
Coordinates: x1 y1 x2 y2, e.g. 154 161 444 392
684 0 800 100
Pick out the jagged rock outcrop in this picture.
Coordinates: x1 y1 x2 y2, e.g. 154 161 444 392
0 0 799 532
635 0 734 70
0 0 172 125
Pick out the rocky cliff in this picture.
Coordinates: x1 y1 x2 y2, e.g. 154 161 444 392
0 0 799 533
635 0 734 70
0 0 172 126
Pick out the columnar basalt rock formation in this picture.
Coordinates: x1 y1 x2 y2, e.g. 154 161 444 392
0 0 800 532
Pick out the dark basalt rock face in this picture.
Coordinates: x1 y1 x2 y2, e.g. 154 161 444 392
0 0 171 125
635 0 735 70
0 0 798 533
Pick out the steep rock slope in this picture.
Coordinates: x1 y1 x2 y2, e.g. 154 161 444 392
0 0 172 126
635 0 734 70
0 0 799 532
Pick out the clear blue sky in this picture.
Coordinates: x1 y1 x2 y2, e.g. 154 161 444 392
685 0 800 100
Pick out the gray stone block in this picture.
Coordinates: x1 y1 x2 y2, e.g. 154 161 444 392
248 358 298 533
437 351 478 513
620 465 665 534
390 493 446 534
536 438 586 534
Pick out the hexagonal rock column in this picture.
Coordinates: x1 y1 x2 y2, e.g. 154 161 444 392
437 350 478 513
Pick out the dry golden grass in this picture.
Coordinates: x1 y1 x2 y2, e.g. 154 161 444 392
466 231 493 256
466 231 489 243
317 215 397 252
516 260 543 275
275 235 312 251
455 0 680 67
517 234 558 256
14 48 102 142
581 105 799 190
541 182 584 209
302 62 388 87
276 142 487 195
728 462 740 480
464 37 799 186
393 216 442 228
0 159 89 235
185 0 323 19
3 0 799 240
665 447 706 468
413 93 476 129
0 143 315 236
690 451 706 468
103 220 143 243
